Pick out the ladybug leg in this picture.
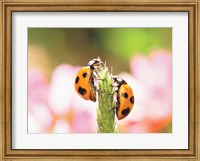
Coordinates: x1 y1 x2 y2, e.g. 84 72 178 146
96 88 103 93
108 90 119 111
110 84 119 88
92 70 107 81
109 101 119 111
109 106 116 111
108 90 116 96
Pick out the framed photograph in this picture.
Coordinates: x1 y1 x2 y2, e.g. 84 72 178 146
0 0 199 160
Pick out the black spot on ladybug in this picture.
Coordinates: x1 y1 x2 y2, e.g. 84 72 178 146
130 96 134 104
122 92 128 98
78 87 87 96
75 76 79 84
82 72 88 78
122 108 130 116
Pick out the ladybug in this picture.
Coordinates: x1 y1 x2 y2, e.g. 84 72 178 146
112 76 134 120
74 58 103 102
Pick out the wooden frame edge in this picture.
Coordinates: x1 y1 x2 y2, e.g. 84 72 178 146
1 0 199 160
0 0 4 160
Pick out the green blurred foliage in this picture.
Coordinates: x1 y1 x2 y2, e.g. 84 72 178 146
28 28 172 76
96 28 172 59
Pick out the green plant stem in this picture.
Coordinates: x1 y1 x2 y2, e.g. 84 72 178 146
97 67 117 133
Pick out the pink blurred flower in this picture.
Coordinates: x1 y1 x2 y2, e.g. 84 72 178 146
28 64 97 133
48 64 80 115
118 50 172 133
28 69 54 133
28 69 49 107
71 110 96 133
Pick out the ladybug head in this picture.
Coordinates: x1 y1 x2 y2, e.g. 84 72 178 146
112 76 127 86
86 57 104 70
86 57 101 66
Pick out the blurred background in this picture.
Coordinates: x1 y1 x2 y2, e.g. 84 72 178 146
28 28 172 133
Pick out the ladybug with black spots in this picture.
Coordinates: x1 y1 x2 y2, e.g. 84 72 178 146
112 76 134 120
74 58 103 102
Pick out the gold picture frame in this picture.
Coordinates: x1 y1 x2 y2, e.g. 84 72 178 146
0 0 199 160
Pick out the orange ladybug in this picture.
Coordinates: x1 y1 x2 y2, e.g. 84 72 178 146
112 76 134 120
74 58 102 102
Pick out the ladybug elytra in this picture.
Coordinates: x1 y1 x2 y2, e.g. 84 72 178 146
112 76 134 120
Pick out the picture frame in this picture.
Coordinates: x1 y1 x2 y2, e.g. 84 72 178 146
0 0 199 160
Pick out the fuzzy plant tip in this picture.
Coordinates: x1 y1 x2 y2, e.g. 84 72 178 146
97 65 117 133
